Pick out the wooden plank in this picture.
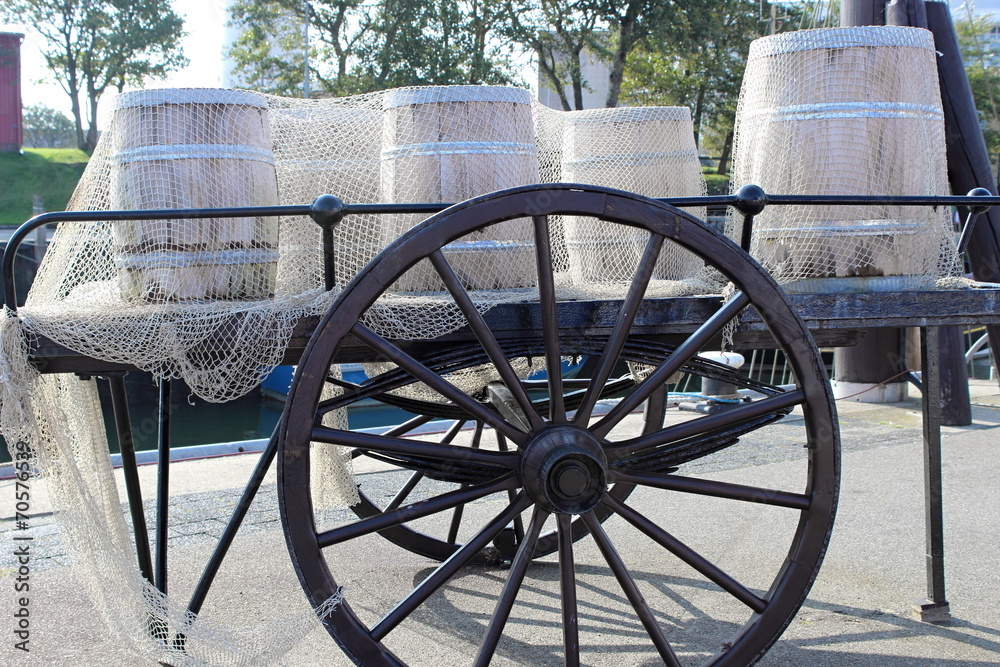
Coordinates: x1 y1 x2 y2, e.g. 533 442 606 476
27 289 1000 373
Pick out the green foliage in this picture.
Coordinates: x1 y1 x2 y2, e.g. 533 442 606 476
2 0 187 150
505 0 605 111
22 104 76 149
620 2 822 171
0 149 88 226
702 170 730 196
620 0 759 168
954 9 1000 170
228 0 522 96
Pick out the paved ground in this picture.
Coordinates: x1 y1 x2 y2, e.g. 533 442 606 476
1 381 999 665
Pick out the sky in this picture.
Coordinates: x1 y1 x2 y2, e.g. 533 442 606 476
1 0 233 125
1 0 996 127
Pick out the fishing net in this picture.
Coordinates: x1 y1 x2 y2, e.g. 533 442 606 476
1 85 712 664
560 107 707 289
729 26 961 290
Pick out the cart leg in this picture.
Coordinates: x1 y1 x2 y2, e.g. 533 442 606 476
156 378 171 595
104 374 154 586
915 326 951 623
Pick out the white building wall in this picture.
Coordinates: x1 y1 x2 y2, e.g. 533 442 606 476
537 45 612 110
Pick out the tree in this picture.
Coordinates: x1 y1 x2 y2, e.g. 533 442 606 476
505 0 604 111
228 0 522 97
22 104 77 148
2 0 187 151
598 0 683 108
954 7 1000 174
620 1 758 170
228 0 368 96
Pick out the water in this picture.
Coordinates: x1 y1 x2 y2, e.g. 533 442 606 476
0 371 414 464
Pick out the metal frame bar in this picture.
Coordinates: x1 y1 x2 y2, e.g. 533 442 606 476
104 374 154 585
155 379 171 594
916 326 951 622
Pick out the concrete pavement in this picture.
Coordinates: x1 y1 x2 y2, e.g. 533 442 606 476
2 381 999 665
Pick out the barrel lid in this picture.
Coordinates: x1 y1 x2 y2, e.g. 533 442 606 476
114 88 269 110
564 107 691 125
383 85 532 109
748 26 934 60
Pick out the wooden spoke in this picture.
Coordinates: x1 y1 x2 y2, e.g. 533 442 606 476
370 494 533 641
533 215 565 422
317 474 518 548
601 494 767 613
385 471 424 512
609 389 805 461
430 250 545 431
447 420 485 544
582 512 681 667
591 291 752 438
312 425 517 469
496 432 526 542
557 514 580 667
611 470 811 511
474 506 550 667
574 233 664 425
384 420 466 512
382 414 436 437
351 322 527 444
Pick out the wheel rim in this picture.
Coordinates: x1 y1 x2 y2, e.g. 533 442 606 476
279 185 839 666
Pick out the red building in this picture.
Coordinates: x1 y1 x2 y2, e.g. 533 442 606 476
0 32 24 153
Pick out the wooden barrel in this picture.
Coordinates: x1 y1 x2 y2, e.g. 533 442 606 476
110 88 279 302
380 86 538 291
733 27 950 284
561 107 704 283
272 106 382 287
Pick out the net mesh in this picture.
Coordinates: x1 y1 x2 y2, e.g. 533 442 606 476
561 107 706 287
728 26 961 290
1 85 713 663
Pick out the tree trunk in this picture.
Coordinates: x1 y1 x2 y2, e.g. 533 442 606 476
64 59 86 151
716 129 733 176
86 93 99 152
605 0 641 108
71 92 86 152
537 48 572 111
691 83 706 148
571 47 585 110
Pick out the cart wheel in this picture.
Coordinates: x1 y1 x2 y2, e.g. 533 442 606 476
342 335 783 565
279 185 839 666
341 342 658 564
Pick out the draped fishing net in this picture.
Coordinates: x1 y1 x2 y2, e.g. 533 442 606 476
729 26 961 290
559 106 709 291
0 85 712 663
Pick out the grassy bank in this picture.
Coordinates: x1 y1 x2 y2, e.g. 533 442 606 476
702 169 730 196
0 148 88 227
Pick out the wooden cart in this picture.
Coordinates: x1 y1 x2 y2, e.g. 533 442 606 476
4 183 996 665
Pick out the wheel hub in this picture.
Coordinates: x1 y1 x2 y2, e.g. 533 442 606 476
520 426 608 514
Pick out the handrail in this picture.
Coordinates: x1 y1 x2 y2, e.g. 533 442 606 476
3 185 997 312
